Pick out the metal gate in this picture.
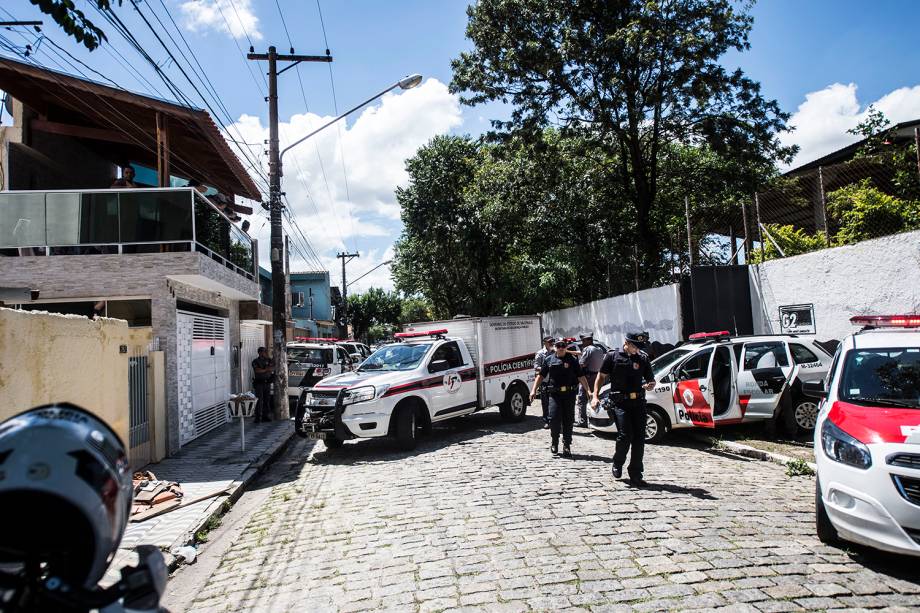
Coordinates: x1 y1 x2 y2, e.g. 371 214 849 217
177 311 231 446
128 345 151 468
240 323 264 393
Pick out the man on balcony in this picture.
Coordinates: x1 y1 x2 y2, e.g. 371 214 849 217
110 165 139 188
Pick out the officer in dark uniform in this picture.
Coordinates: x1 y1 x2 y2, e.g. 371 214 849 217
252 347 274 423
533 335 555 429
591 332 655 485
530 338 592 457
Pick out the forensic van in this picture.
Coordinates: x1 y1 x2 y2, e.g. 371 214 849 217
587 331 833 442
295 316 540 450
810 315 920 557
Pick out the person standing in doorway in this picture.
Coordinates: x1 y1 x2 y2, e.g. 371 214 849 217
530 339 592 458
591 332 655 485
533 335 555 429
575 332 604 427
252 347 274 423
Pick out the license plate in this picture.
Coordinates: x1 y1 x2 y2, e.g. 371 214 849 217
290 371 306 378
305 432 327 440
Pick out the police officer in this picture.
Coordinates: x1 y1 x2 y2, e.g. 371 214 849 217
591 332 655 485
530 338 592 457
252 347 274 423
576 332 605 427
533 335 555 429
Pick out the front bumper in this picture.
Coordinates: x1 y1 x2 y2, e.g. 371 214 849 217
297 390 392 439
587 405 618 433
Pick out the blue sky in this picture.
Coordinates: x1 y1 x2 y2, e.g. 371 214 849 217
2 0 920 290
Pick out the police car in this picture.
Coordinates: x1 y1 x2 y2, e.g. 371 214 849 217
808 315 920 557
286 339 354 408
587 331 833 442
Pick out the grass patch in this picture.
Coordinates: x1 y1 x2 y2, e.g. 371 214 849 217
785 458 816 477
194 501 232 544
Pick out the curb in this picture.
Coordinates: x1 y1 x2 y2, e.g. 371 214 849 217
166 427 297 572
692 433 818 473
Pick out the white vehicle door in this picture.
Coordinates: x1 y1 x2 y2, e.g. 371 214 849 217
672 345 742 427
334 346 352 374
736 341 793 420
426 340 478 421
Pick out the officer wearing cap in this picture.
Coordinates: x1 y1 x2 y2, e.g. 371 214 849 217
533 335 555 429
576 332 605 427
530 338 592 457
591 331 655 485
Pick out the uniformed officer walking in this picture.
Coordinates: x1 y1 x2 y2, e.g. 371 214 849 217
530 338 592 457
252 347 275 423
576 332 605 427
533 335 555 429
591 332 655 485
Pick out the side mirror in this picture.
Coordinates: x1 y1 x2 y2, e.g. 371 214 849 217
802 380 827 399
428 359 450 373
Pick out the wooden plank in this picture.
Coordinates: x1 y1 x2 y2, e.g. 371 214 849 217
30 118 133 144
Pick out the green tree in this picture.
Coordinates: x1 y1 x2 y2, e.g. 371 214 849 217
749 225 828 263
30 1 121 51
827 179 920 245
451 0 794 282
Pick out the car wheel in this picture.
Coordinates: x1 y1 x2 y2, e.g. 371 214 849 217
499 386 527 422
395 406 417 450
815 479 838 544
325 434 344 449
794 396 820 432
645 409 667 444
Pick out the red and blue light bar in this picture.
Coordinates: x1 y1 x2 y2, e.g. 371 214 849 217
851 315 920 328
394 328 449 339
689 330 731 341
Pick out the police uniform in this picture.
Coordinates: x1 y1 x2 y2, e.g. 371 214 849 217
576 334 605 426
533 337 554 426
252 354 274 422
540 349 583 452
598 332 654 483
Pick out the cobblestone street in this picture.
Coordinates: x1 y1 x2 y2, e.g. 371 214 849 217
183 409 920 612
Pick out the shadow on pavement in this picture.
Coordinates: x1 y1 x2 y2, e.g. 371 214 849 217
628 480 718 500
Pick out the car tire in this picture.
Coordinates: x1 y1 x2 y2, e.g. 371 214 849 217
395 406 418 451
325 434 344 449
793 396 820 433
499 386 528 422
645 408 667 444
815 479 839 544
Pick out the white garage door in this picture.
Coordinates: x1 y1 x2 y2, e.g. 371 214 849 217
177 310 230 446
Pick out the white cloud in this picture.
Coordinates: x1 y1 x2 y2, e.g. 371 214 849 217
179 0 262 41
228 78 463 288
781 83 920 168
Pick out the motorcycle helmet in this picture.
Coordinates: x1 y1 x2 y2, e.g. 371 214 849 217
0 403 132 589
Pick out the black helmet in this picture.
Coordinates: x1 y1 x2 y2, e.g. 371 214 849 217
0 403 132 588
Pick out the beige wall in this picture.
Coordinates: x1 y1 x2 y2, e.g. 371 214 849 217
0 308 137 447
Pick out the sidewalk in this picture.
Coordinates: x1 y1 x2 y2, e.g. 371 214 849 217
104 416 294 584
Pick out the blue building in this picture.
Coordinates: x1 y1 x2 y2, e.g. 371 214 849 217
290 270 336 337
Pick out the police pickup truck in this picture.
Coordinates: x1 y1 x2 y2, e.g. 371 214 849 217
295 316 540 450
588 331 833 442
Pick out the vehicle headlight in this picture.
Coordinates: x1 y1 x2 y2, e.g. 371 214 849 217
821 420 872 469
343 386 376 405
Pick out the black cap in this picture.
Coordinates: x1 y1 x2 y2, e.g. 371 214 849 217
554 338 568 347
624 331 650 347
542 335 554 343
579 332 593 340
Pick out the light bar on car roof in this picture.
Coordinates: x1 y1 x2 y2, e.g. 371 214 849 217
688 330 731 341
394 328 449 339
850 315 920 328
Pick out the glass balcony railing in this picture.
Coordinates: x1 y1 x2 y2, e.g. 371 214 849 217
0 188 255 280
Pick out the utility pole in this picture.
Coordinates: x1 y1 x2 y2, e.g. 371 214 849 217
337 251 359 335
248 46 332 419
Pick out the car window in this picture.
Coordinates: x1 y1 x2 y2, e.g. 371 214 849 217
359 343 431 371
430 341 464 368
743 342 789 369
678 348 713 380
288 347 333 364
789 343 819 365
337 347 350 363
839 347 920 408
650 348 691 374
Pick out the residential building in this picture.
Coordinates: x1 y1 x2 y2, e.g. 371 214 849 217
290 270 337 338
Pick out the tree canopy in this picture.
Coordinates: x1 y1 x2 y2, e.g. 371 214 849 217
30 1 120 51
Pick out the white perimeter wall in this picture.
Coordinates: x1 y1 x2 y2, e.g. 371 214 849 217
541 284 683 346
749 229 920 342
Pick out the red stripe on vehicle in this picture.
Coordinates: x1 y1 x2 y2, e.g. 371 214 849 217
738 395 751 417
828 401 920 444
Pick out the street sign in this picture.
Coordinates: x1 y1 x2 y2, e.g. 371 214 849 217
779 304 816 334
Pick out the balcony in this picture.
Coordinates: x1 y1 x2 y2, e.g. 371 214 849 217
0 188 255 281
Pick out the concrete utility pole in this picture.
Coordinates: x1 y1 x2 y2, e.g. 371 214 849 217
337 251 359 333
248 46 332 419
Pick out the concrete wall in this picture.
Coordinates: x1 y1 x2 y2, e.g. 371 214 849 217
541 284 683 346
0 308 132 446
749 229 920 342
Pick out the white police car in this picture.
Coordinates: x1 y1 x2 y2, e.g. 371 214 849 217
809 315 920 556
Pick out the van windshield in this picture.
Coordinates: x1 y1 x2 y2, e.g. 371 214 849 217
359 343 431 372
839 348 920 408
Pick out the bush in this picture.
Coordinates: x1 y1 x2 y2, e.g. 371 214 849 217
827 179 920 244
749 224 828 263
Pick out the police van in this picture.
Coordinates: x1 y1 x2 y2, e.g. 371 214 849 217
295 316 540 450
587 331 833 442
809 315 920 557
286 339 354 408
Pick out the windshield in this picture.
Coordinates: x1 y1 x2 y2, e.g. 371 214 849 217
288 347 333 365
839 347 920 408
651 348 692 377
358 343 432 371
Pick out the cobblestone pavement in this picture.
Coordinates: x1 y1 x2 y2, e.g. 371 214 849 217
187 409 920 612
